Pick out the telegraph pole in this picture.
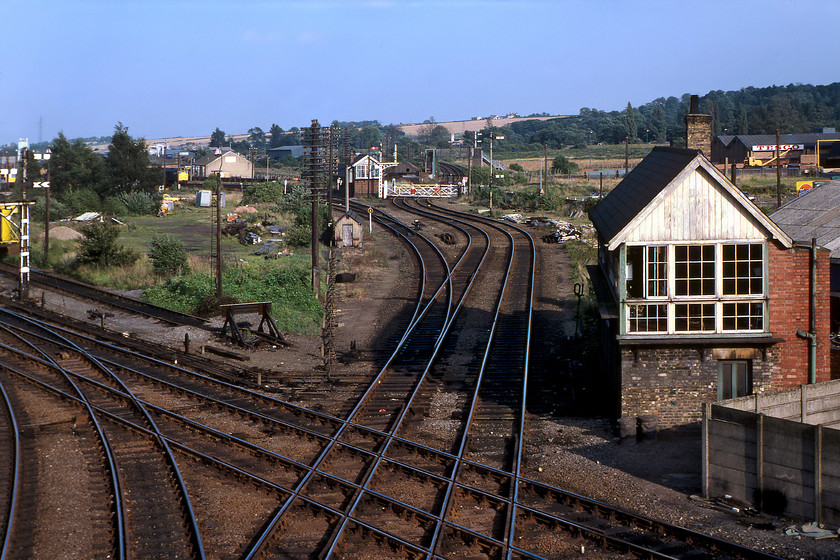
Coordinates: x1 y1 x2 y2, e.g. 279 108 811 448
210 172 223 300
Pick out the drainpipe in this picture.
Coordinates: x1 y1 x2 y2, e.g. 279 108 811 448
795 238 817 384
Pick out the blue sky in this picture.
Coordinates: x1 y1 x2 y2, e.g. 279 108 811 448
2 0 838 144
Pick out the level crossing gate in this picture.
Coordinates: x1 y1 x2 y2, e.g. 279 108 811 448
381 183 460 199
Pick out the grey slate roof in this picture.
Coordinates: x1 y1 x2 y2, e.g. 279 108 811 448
589 146 701 243
770 181 840 258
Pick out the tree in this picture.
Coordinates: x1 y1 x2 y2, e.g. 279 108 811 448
269 124 284 148
76 221 138 267
104 123 158 196
248 127 266 151
552 155 579 175
210 127 226 148
429 125 450 148
148 233 189 276
49 132 106 196
624 102 637 142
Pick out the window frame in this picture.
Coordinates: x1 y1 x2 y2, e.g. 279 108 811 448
622 241 767 335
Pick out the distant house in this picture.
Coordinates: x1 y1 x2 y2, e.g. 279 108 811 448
588 146 830 429
193 149 253 179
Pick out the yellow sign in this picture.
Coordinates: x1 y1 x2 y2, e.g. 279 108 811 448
0 204 20 243
368 207 374 214
796 180 814 194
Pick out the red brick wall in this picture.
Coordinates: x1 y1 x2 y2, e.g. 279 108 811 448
353 178 378 197
767 242 831 387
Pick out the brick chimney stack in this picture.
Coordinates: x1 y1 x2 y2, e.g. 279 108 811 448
685 94 713 157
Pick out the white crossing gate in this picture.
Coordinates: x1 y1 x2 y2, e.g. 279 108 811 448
383 183 459 198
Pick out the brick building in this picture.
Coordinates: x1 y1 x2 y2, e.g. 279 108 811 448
349 153 382 198
588 146 830 429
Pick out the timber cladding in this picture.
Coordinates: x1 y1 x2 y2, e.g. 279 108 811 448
703 403 840 524
621 345 781 428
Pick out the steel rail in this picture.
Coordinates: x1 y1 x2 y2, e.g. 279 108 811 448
321 202 493 557
0 311 206 559
242 205 465 558
0 261 208 327
0 376 19 560
0 305 786 559
0 321 128 560
417 198 538 555
396 199 531 557
0 338 441 559
0 337 531 560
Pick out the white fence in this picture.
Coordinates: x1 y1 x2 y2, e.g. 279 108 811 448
382 183 460 198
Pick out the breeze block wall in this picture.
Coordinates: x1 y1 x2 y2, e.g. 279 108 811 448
767 242 831 387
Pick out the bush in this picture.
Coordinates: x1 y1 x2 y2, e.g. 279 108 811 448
285 225 312 248
75 222 138 268
101 196 130 216
60 188 101 216
30 195 71 222
242 181 284 204
148 233 190 276
116 191 160 215
274 184 309 214
552 155 579 175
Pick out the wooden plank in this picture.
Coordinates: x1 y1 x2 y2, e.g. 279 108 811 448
204 345 250 361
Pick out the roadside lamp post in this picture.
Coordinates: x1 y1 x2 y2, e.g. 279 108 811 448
588 131 593 171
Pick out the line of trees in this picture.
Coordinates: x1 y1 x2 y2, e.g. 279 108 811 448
18 123 163 221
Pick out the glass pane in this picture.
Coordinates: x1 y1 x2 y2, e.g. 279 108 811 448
736 363 748 396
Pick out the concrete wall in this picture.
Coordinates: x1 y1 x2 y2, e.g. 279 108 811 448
703 381 840 525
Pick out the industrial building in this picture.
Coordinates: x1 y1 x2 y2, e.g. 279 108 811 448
711 130 840 171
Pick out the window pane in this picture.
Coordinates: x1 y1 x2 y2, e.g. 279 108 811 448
675 303 715 332
628 304 667 332
675 244 714 296
723 302 763 331
723 243 763 295
646 246 667 297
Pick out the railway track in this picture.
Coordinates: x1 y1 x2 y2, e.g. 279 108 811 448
0 199 793 559
0 261 208 328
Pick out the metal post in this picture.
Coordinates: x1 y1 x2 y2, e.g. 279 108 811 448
543 144 548 188
775 129 781 208
624 136 629 175
467 147 472 196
